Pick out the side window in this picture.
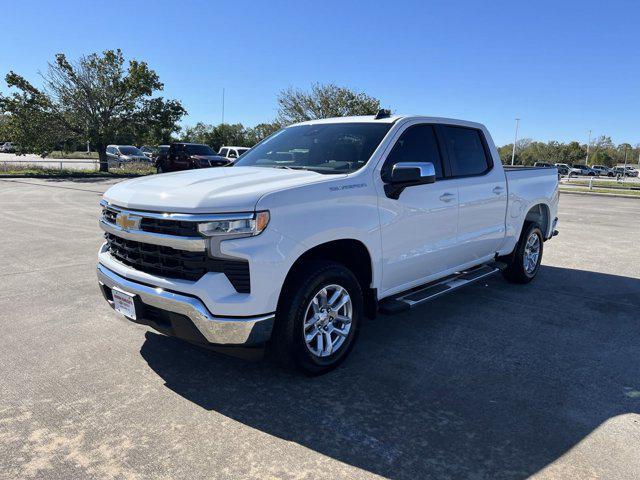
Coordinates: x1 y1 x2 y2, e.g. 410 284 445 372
220 148 228 157
381 124 443 181
441 126 491 177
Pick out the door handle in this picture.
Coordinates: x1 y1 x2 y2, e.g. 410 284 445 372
439 192 456 203
492 186 504 195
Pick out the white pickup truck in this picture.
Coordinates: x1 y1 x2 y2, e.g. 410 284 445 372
97 113 559 374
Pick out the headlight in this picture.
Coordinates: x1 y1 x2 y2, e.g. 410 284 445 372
197 211 270 237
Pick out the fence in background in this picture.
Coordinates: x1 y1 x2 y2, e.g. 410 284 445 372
0 159 100 171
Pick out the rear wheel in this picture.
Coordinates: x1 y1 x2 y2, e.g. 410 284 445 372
502 223 544 284
271 261 362 375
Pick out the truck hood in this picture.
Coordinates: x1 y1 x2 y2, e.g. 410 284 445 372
103 166 339 213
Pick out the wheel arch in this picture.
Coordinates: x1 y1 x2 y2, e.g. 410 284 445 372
524 202 551 238
278 239 378 319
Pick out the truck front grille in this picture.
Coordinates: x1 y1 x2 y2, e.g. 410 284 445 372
104 233 250 293
102 206 199 237
139 218 199 237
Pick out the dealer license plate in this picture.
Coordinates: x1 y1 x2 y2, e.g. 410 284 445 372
112 289 136 320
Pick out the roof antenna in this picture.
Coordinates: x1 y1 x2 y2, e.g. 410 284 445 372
375 108 391 120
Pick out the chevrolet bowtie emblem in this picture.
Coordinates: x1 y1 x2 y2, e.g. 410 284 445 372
115 213 140 231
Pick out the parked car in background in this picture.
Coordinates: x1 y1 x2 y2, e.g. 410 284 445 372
609 166 625 177
218 146 250 161
156 143 231 173
554 163 570 175
569 164 596 176
533 162 552 168
106 145 151 166
607 166 638 178
591 165 610 176
154 145 169 162
0 142 16 153
139 146 155 159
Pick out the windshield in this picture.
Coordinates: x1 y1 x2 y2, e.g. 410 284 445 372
119 146 144 155
234 123 392 174
185 144 215 156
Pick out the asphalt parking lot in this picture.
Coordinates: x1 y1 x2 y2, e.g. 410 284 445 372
1 178 639 479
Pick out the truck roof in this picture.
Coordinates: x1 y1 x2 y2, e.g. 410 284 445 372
291 114 486 131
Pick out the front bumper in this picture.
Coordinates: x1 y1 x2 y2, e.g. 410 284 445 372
97 263 274 346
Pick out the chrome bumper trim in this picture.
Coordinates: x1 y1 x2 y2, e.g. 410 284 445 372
99 218 207 252
97 264 274 345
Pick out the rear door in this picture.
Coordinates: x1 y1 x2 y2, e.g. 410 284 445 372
440 125 507 264
377 123 460 294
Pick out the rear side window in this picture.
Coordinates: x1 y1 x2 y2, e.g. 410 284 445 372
442 126 491 177
382 124 443 181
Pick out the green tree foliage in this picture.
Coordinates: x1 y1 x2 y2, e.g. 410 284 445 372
276 83 381 125
498 136 638 167
181 121 281 152
0 50 185 171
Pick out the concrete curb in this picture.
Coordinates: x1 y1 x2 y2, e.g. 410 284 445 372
559 189 640 199
0 174 144 179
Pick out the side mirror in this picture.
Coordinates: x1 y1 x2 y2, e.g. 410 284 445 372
385 162 436 199
390 162 436 184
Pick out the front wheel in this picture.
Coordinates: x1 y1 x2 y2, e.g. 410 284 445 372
271 261 362 375
502 223 544 284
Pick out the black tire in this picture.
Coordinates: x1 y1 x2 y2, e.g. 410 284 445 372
270 260 363 376
502 222 544 284
156 164 164 174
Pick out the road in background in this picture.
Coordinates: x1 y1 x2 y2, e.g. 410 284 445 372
1 179 639 479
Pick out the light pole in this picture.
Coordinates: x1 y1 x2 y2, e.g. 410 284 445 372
585 130 591 165
221 87 225 125
510 118 520 166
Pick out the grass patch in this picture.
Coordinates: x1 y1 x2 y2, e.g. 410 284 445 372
0 162 154 177
46 151 100 159
563 179 640 188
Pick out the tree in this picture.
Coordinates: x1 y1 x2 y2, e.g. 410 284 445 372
245 122 282 145
276 83 381 125
181 121 282 152
0 49 185 171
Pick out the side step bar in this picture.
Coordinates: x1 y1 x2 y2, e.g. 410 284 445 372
379 264 500 314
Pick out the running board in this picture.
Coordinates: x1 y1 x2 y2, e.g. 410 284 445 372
378 264 500 314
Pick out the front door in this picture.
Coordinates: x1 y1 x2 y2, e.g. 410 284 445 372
377 123 460 295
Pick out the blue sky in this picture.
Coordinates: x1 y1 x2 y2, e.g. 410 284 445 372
0 0 638 145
